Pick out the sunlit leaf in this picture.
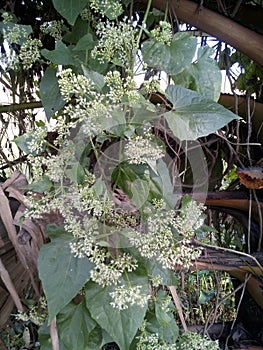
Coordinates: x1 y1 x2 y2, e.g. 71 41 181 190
142 32 197 75
164 85 239 140
172 46 222 101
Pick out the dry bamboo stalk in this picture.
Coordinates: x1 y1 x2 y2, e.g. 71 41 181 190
168 285 188 332
0 257 23 312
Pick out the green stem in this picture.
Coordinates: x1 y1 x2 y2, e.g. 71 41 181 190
136 0 152 50
45 141 60 153
164 2 169 22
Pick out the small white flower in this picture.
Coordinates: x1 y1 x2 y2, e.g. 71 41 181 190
125 134 164 165
19 38 42 69
109 284 150 310
150 21 173 46
40 20 64 40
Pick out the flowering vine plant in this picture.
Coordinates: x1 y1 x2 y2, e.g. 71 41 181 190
1 0 240 348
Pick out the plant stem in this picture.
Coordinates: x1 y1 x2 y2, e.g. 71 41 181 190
136 0 152 50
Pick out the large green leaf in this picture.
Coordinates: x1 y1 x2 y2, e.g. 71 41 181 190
164 85 239 140
41 41 75 65
38 225 94 323
85 278 148 350
142 32 197 75
40 67 66 120
52 0 88 25
172 46 222 101
149 159 179 208
57 300 97 350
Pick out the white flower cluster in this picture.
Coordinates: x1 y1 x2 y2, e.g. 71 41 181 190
136 323 219 350
150 21 173 46
136 322 177 350
19 38 42 69
57 68 140 139
125 133 165 165
80 8 90 21
2 23 28 43
27 180 136 288
104 71 139 104
40 20 64 40
44 140 75 182
142 79 162 94
16 297 47 326
90 253 138 287
179 331 219 350
130 203 202 269
58 69 95 102
92 18 137 67
58 69 110 137
150 274 163 287
90 0 123 18
110 284 150 310
27 126 48 153
173 200 205 239
2 12 14 22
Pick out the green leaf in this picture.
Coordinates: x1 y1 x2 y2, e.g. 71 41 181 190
73 33 96 51
82 66 105 91
52 0 88 25
153 291 179 343
147 260 178 286
38 322 53 350
85 278 148 350
38 225 94 323
41 41 75 65
57 300 96 350
112 163 149 201
63 17 91 44
65 162 86 185
131 97 157 124
13 133 35 155
40 67 66 120
172 46 222 101
26 176 53 193
142 32 197 75
164 85 239 140
130 179 149 209
149 159 179 208
197 290 216 305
